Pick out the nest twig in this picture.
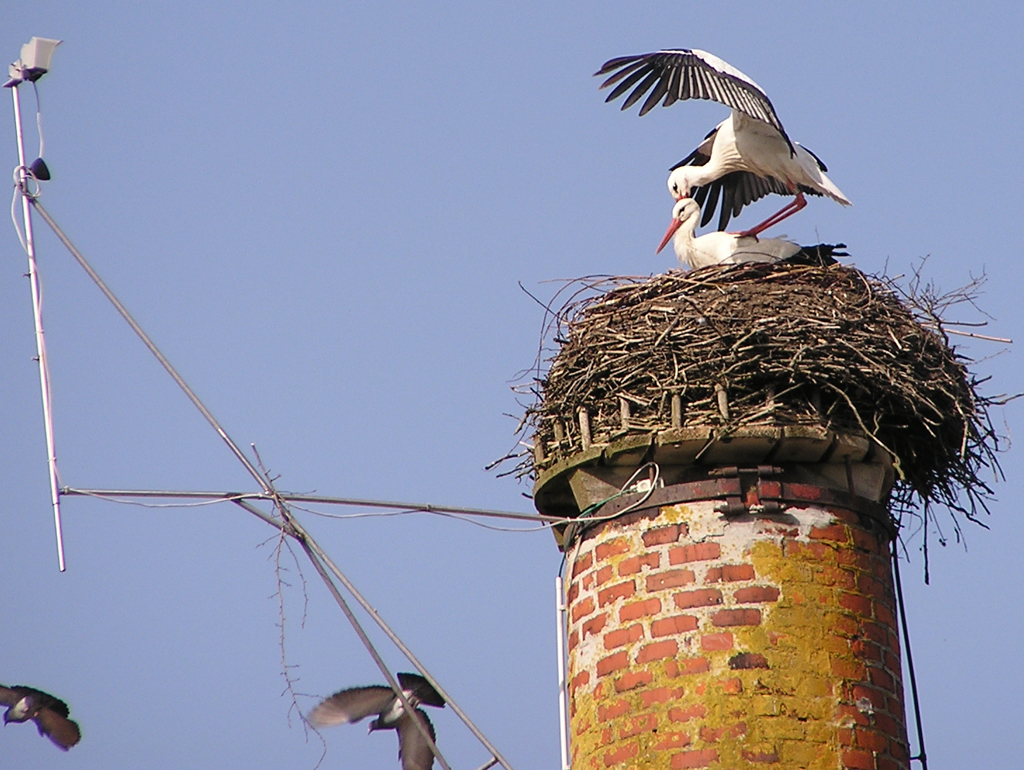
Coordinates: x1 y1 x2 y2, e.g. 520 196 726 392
504 262 1009 538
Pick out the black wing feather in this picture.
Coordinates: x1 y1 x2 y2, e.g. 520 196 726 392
596 50 794 153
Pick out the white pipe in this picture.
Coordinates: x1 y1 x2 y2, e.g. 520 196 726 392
555 575 570 770
10 83 64 571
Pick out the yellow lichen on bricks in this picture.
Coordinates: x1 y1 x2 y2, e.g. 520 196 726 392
564 498 910 770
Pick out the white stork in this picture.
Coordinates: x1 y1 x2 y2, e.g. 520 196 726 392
657 197 801 269
596 50 851 234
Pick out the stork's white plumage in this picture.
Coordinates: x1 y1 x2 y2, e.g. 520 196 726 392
596 49 851 234
657 197 801 270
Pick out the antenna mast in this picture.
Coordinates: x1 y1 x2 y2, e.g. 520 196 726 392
5 37 64 569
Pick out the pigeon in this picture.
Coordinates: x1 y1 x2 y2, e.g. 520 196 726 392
0 684 81 750
309 672 446 770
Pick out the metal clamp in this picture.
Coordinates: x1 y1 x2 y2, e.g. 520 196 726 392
709 466 785 516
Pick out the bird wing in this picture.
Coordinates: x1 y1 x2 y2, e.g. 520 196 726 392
596 50 792 150
33 708 81 750
396 708 437 770
785 243 848 267
0 685 22 707
308 686 396 727
396 673 446 709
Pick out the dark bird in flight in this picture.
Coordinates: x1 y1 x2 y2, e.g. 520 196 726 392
0 684 81 750
309 672 446 770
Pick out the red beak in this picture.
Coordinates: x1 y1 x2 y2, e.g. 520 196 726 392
656 218 682 254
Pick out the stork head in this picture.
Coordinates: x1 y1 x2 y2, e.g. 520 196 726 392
656 197 701 254
667 167 697 201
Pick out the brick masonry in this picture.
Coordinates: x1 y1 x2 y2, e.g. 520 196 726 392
565 498 909 770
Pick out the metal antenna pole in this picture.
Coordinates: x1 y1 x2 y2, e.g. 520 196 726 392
554 576 570 770
10 82 64 570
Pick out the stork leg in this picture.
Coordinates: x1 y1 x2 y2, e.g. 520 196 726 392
738 192 807 238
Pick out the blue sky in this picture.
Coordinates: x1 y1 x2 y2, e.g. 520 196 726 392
1 3 1021 768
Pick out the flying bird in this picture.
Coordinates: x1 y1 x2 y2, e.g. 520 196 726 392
308 672 446 770
0 684 81 751
596 49 850 233
658 197 846 270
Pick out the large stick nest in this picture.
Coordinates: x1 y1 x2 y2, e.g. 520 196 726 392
507 262 1007 534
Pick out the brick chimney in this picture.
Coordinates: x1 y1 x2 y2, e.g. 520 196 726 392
537 429 911 770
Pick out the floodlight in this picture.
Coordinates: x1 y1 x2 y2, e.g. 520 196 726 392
20 37 61 81
4 37 61 87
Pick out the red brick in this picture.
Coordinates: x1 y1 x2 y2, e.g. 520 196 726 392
597 698 630 721
620 597 661 622
582 573 596 590
729 652 769 669
734 585 780 603
596 538 631 561
855 727 889 752
669 657 710 675
567 581 580 603
701 633 734 651
837 548 873 571
618 552 661 576
841 749 875 770
571 596 595 622
643 524 683 546
568 629 579 651
637 639 678 663
654 731 692 750
835 705 870 727
831 658 867 680
820 565 857 588
858 573 888 601
862 621 889 645
876 758 903 770
614 670 653 693
890 738 910 762
669 542 721 565
742 749 780 763
851 639 882 662
599 580 636 607
706 563 756 582
572 551 593 578
652 614 699 637
720 677 743 694
875 602 896 628
647 569 696 591
712 608 762 627
810 523 850 543
597 727 614 747
852 528 879 553
668 703 706 722
868 667 895 690
700 722 747 742
837 727 855 746
784 539 831 559
838 592 873 616
619 713 658 738
597 651 629 677
671 748 718 768
604 624 644 649
604 742 639 767
570 671 590 692
582 613 608 639
641 686 683 707
673 588 723 609
595 565 614 586
890 739 911 762
831 508 860 526
852 684 886 709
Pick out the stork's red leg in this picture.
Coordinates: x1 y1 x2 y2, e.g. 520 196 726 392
738 192 808 237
